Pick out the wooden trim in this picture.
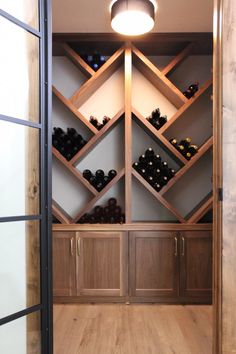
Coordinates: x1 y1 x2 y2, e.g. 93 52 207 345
162 43 194 76
72 168 125 223
132 107 187 165
52 223 213 232
125 44 132 223
52 147 98 196
52 200 72 224
70 46 125 107
52 86 98 134
69 108 125 166
132 168 186 223
187 196 213 224
158 78 213 135
61 43 95 77
160 137 213 196
132 45 188 108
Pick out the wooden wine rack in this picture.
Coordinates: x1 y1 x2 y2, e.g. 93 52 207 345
52 39 213 226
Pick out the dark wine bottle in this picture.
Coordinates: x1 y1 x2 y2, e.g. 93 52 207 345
153 182 161 192
169 138 178 147
90 116 98 128
179 138 191 149
94 205 103 215
152 108 161 120
188 82 199 95
108 169 117 179
83 169 92 180
177 144 185 154
96 181 104 192
139 154 147 163
89 176 97 187
96 169 105 179
102 116 110 125
103 176 110 186
159 115 167 127
133 162 140 171
108 198 117 207
188 144 198 155
145 147 155 157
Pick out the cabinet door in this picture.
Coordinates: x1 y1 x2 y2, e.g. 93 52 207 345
53 232 76 297
129 231 179 298
180 231 212 299
77 232 127 297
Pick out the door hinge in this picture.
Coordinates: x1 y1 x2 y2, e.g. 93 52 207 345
218 188 223 201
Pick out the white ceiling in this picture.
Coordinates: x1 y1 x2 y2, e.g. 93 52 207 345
52 0 213 33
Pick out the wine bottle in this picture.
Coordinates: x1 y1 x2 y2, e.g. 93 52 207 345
133 162 140 171
103 116 110 126
159 115 167 127
83 169 92 180
96 122 103 131
94 205 103 215
96 181 104 192
169 138 178 147
139 154 147 163
153 182 161 192
96 169 105 179
179 138 191 149
188 144 198 155
108 198 117 207
103 176 110 186
145 147 155 157
188 82 199 95
89 176 97 187
161 161 168 169
90 116 98 128
177 144 186 154
108 169 117 179
152 108 161 120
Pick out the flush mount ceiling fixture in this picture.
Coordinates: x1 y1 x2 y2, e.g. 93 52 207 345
110 0 157 36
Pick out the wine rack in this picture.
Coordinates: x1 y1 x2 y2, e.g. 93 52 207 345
52 38 213 226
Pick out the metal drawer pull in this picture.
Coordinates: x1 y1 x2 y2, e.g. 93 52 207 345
77 238 81 257
182 237 185 256
70 238 74 256
174 237 178 256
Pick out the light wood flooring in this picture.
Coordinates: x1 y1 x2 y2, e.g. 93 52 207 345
53 304 212 354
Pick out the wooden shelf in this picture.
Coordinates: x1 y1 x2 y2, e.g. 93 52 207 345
52 86 98 134
187 194 213 224
52 147 98 196
158 78 213 135
132 45 188 109
132 107 187 165
61 43 95 77
69 108 125 166
70 46 125 108
132 168 186 223
52 200 73 224
72 168 125 223
160 137 213 196
162 43 194 76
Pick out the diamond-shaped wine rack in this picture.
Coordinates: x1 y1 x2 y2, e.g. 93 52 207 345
52 42 213 224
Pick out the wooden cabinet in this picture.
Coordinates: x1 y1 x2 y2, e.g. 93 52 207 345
53 231 127 299
53 232 76 297
129 230 212 302
129 231 179 298
77 231 127 296
180 231 212 299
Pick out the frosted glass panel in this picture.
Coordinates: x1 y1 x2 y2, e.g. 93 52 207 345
0 0 39 30
0 311 41 354
0 221 40 318
0 16 39 122
0 120 39 217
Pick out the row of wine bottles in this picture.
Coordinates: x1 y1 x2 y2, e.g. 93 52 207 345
183 82 199 99
133 148 175 192
146 108 167 130
83 169 117 192
78 198 125 224
81 52 106 71
169 138 198 160
52 127 87 161
90 115 110 130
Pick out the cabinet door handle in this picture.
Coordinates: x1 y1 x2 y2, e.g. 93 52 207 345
182 236 185 256
77 238 81 257
70 238 74 257
174 237 178 256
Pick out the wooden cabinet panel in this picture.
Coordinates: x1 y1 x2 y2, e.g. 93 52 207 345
130 231 179 298
180 231 212 298
53 232 76 297
77 232 127 296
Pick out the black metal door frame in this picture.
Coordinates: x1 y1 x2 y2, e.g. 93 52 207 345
0 1 52 353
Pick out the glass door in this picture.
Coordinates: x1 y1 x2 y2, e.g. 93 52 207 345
0 1 52 353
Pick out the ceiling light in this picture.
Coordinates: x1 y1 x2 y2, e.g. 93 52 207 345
110 0 157 36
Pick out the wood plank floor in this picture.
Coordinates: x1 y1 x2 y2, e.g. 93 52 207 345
53 304 212 354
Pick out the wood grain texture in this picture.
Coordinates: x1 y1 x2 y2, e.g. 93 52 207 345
62 43 95 77
132 168 186 223
221 0 236 353
187 196 213 224
160 137 213 196
158 78 213 135
72 168 125 223
162 43 194 76
52 200 72 224
69 108 124 166
180 231 213 299
52 86 98 134
132 107 187 165
132 45 188 108
53 304 212 354
129 231 179 298
70 46 124 107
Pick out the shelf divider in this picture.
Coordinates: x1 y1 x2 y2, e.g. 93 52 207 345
187 195 213 224
72 168 125 223
52 200 72 224
61 43 95 77
160 136 213 196
162 43 194 76
132 168 186 223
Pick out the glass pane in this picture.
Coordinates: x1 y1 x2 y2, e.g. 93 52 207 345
0 0 39 30
0 120 40 217
0 221 40 319
0 311 41 354
0 16 39 122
